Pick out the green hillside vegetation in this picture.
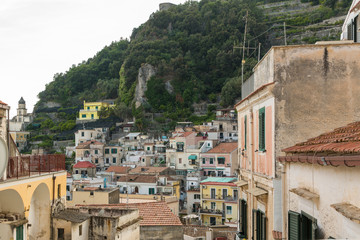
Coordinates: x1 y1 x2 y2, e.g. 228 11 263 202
35 0 352 135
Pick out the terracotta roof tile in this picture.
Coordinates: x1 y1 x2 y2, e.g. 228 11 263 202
117 174 157 183
129 166 170 174
73 161 96 168
283 121 360 154
206 142 238 154
105 166 130 174
76 202 182 226
0 100 8 105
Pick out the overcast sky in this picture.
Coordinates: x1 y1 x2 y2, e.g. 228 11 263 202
0 0 189 117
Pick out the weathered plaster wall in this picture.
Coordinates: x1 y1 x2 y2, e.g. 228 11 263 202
71 220 89 240
273 44 360 159
140 225 184 240
53 218 72 240
288 163 360 238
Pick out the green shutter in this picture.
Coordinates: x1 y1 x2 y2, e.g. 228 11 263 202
288 211 301 240
16 225 23 240
259 107 265 151
261 213 266 240
244 115 247 149
240 200 247 237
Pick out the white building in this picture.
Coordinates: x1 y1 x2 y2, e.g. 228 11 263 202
341 0 360 42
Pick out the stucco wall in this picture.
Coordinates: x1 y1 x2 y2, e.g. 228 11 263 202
140 225 183 240
287 163 360 238
53 218 72 240
273 44 360 161
71 219 89 240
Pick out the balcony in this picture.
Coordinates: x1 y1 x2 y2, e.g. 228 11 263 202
3 154 66 181
199 208 224 215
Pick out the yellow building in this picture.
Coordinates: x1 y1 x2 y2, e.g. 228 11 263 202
78 100 115 120
200 177 238 226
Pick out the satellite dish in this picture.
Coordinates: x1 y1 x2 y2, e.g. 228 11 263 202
0 137 8 178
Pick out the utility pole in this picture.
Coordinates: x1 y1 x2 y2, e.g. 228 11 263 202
241 10 248 98
284 22 287 46
258 43 261 62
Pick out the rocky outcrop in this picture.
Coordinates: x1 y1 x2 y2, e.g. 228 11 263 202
134 64 157 108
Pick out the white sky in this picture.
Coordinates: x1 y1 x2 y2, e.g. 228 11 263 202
0 0 189 117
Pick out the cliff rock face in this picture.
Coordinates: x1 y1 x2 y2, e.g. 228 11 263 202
134 63 156 108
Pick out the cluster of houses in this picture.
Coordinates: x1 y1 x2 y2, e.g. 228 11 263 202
1 1 360 239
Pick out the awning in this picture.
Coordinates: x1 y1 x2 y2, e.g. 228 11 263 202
331 203 360 224
247 187 267 196
188 155 197 160
235 180 248 187
290 188 319 200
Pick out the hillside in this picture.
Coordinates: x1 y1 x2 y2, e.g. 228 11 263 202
33 0 351 137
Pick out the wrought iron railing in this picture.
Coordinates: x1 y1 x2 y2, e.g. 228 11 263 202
6 154 66 179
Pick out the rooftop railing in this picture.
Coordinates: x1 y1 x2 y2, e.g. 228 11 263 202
5 154 66 180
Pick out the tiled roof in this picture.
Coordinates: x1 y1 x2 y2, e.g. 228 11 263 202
283 121 360 154
53 210 90 223
76 202 182 226
117 174 157 183
122 202 182 226
206 142 238 154
0 100 8 105
179 132 194 137
76 140 104 149
73 161 96 168
106 166 130 174
129 166 169 174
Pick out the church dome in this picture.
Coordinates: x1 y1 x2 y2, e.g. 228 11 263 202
18 97 25 104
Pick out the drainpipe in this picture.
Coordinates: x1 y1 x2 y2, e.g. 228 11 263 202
281 162 287 240
249 108 254 240
50 174 56 240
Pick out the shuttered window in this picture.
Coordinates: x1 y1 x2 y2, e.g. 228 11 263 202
288 211 301 240
253 209 266 240
239 199 247 237
259 107 265 151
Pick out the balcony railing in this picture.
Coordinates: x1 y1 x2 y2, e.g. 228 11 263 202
199 209 224 215
202 194 236 201
6 154 66 180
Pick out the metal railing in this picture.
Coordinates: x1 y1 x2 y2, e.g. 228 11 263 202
6 154 66 180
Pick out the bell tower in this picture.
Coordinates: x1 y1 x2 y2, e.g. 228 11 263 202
16 97 27 122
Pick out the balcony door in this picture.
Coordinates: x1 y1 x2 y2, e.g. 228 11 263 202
211 188 216 199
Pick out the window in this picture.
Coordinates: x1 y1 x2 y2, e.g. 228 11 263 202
149 188 155 194
75 170 78 174
239 200 247 237
94 149 98 154
211 188 216 199
147 146 151 151
226 206 232 214
259 107 265 151
81 131 84 137
66 185 70 191
288 211 317 240
91 114 94 119
209 158 214 164
79 225 82 236
222 189 227 199
82 114 86 118
96 106 98 110
113 158 116 163
176 142 184 152
253 209 266 240
87 106 90 110
111 148 117 154
179 158 182 164
217 157 225 164
244 115 247 149
57 228 64 240
57 184 61 198
106 158 109 164
207 143 211 147
194 194 200 199
95 158 98 163
202 158 206 164
90 191 94 196
16 225 24 240
211 202 216 210
233 125 236 131
105 148 109 154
